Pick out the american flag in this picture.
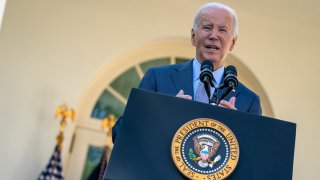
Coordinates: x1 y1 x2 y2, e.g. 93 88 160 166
38 145 64 180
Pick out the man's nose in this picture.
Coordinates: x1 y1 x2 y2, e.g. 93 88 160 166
209 29 218 40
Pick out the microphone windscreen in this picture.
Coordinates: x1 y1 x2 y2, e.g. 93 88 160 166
225 65 237 76
201 60 213 71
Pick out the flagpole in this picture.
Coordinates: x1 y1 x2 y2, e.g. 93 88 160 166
38 104 75 180
55 104 75 150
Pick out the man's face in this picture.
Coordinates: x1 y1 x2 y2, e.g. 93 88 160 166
191 8 237 69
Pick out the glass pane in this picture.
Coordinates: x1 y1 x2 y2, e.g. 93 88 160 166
175 57 190 64
81 145 108 180
140 57 170 73
110 67 140 100
91 89 125 119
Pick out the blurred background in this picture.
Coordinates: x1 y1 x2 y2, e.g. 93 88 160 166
0 0 319 179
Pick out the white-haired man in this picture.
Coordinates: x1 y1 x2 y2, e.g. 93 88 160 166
113 2 261 143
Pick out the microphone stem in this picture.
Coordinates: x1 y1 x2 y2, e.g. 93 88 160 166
211 88 218 105
218 87 234 104
204 81 211 104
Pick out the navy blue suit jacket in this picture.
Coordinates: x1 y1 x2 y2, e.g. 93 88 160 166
112 60 262 142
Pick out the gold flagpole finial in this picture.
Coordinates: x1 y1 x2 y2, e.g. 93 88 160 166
55 104 75 149
101 114 116 145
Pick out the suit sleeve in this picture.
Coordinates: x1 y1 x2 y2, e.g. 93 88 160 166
247 95 262 115
138 69 156 91
112 116 123 143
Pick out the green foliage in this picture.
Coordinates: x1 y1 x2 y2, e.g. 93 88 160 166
188 148 197 161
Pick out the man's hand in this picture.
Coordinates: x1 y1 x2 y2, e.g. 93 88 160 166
219 97 237 110
176 90 192 100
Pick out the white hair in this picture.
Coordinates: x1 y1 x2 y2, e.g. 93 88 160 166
193 2 238 37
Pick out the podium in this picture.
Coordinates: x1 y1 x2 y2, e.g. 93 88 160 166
104 88 296 180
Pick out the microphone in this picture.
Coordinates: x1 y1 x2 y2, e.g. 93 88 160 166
200 60 214 103
224 65 238 89
200 60 214 85
217 65 238 104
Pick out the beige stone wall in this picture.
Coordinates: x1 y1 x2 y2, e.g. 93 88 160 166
0 0 319 179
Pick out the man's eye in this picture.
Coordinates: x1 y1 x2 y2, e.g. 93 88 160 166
202 26 211 30
219 28 227 32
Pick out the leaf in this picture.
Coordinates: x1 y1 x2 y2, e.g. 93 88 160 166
188 148 194 160
188 148 197 161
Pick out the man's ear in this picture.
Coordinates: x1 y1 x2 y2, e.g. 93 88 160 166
191 28 196 46
229 36 237 51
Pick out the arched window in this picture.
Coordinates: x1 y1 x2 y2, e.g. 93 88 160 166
91 57 189 121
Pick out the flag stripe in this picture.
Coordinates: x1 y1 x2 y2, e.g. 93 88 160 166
38 145 64 180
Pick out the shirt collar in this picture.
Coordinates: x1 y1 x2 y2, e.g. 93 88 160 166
192 58 225 87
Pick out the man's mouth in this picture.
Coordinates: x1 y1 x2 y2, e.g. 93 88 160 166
205 45 220 52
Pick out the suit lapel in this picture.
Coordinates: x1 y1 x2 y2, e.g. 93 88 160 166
171 60 194 98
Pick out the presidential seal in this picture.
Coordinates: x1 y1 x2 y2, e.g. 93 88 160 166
171 118 239 180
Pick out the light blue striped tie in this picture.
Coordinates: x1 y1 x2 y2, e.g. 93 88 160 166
195 82 209 103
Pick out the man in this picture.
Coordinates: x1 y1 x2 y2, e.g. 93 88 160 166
113 2 261 142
